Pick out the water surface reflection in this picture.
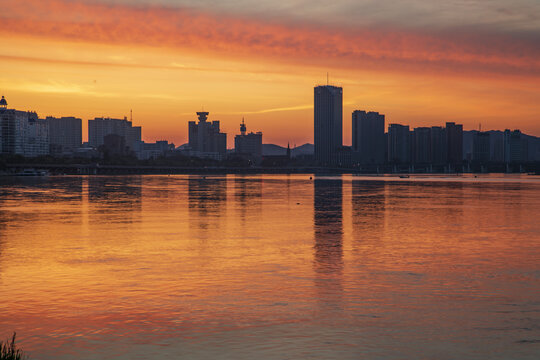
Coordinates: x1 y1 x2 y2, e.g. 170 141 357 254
188 176 227 234
351 181 386 242
313 177 343 308
0 175 539 360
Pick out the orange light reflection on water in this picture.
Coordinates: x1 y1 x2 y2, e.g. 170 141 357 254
0 175 539 359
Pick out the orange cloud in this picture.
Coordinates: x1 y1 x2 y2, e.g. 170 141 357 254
1 0 539 77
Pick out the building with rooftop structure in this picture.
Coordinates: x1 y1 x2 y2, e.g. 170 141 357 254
187 111 227 160
234 118 262 163
0 96 49 157
314 85 342 166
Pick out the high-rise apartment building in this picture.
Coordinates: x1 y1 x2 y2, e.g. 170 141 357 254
188 112 227 158
387 124 411 164
0 100 27 155
490 132 504 162
47 116 82 155
503 129 528 163
472 131 490 162
25 112 49 157
0 96 48 157
412 127 431 164
352 110 385 164
88 116 141 153
446 122 463 164
314 85 342 166
430 126 447 164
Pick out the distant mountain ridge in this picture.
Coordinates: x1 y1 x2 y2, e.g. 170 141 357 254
176 142 314 157
262 143 314 157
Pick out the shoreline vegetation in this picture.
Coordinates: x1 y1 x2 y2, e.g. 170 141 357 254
1 333 28 360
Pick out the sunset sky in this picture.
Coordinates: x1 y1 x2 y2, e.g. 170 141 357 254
1 0 539 146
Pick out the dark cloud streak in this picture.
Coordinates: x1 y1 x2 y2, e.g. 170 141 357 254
1 0 539 77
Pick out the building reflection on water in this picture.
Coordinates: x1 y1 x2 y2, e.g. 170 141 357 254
313 177 343 306
233 175 263 224
351 181 387 243
86 176 142 225
87 176 142 204
427 181 465 226
0 195 6 279
188 175 227 234
0 176 85 277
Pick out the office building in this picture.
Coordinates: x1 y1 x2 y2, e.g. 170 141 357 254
88 116 141 153
188 112 227 159
387 124 411 164
235 118 262 161
314 85 342 166
352 110 385 164
47 116 82 155
446 122 463 164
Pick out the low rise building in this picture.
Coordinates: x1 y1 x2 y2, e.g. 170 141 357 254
234 118 262 162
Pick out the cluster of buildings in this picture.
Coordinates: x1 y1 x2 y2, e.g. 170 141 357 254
0 96 174 160
181 111 263 162
314 85 537 167
0 95 264 162
0 96 49 157
1 90 537 167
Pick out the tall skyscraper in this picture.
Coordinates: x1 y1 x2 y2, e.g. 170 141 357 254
352 110 385 164
387 124 411 164
446 122 463 164
314 85 342 166
188 112 227 158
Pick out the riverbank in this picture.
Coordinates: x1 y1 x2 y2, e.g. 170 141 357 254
1 162 539 176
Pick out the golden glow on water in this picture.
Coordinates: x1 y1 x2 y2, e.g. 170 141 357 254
0 175 539 359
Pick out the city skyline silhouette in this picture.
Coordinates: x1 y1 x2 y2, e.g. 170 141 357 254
1 0 538 146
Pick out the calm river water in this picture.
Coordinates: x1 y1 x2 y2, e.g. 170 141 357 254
0 174 539 359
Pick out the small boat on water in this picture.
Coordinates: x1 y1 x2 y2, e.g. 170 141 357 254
15 168 49 176
399 175 410 179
